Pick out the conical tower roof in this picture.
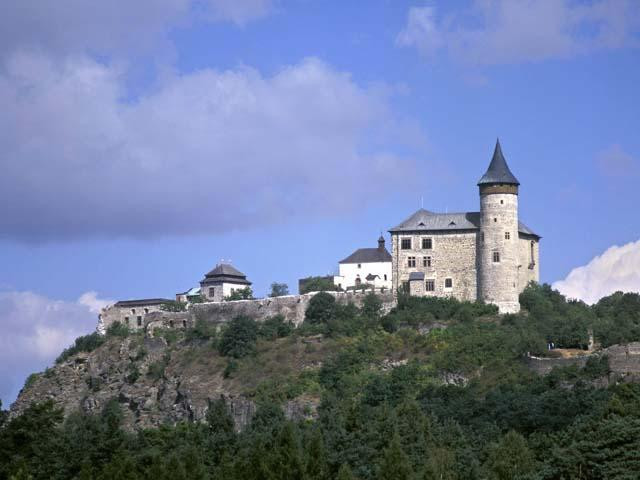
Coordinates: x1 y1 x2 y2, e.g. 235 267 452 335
477 139 520 186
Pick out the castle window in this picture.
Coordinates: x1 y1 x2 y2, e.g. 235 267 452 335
425 279 435 292
422 238 432 249
137 316 142 326
355 276 362 286
384 274 387 281
131 308 136 314
493 218 497 223
169 320 174 328
402 281 409 293
357 263 361 269
401 238 412 250
183 320 187 328
481 232 484 242
493 251 500 263
505 231 510 240
444 278 453 289
423 256 432 267
500 200 504 204
209 287 215 297
124 316 130 325
407 256 416 268
144 308 149 314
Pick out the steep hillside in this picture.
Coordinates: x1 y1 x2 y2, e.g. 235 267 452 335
4 285 640 479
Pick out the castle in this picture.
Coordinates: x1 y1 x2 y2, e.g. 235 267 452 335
389 140 540 313
99 140 540 331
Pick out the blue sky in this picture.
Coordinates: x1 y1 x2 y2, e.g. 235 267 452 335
1 0 639 406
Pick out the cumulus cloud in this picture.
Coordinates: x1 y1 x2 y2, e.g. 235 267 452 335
397 0 640 65
0 0 274 58
0 290 111 407
553 239 640 304
0 52 418 240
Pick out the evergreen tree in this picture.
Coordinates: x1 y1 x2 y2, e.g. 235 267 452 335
336 464 355 480
305 428 329 480
485 431 535 480
377 433 413 480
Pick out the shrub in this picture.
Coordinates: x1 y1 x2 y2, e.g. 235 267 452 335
147 353 170 381
225 287 254 301
56 332 106 364
259 315 294 340
23 373 40 390
106 321 130 338
305 292 337 325
218 316 259 358
269 282 290 297
185 318 217 341
299 276 340 294
160 301 187 312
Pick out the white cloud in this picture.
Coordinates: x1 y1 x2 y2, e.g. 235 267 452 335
397 0 640 66
0 52 419 240
0 290 112 407
553 239 640 304
0 0 274 59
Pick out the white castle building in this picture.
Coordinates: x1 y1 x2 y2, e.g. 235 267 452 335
333 236 392 291
389 140 540 313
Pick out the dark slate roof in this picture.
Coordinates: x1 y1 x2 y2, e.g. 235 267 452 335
204 263 246 278
339 247 392 264
114 298 172 307
389 208 540 238
409 272 425 281
201 263 252 286
477 139 520 186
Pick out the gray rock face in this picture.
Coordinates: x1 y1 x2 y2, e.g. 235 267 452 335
10 335 318 431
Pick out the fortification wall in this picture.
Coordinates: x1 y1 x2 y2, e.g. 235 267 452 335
190 291 396 328
98 291 396 335
526 342 640 378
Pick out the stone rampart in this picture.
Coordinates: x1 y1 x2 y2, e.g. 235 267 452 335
526 342 640 377
190 290 396 328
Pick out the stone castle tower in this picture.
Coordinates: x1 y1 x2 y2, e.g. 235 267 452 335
477 140 521 313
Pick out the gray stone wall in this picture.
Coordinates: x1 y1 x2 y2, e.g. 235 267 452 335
191 291 396 328
391 231 478 302
517 235 540 292
478 192 520 313
98 303 166 333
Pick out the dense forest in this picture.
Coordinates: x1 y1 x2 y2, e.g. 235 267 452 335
2 284 640 479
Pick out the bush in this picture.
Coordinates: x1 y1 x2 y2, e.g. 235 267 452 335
160 301 187 312
299 276 340 294
56 332 106 364
225 287 254 301
23 373 40 390
185 318 217 341
218 316 259 358
106 321 130 338
305 292 337 325
147 353 170 381
259 315 294 340
269 282 290 297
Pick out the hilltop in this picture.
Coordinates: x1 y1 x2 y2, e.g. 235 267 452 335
3 284 640 479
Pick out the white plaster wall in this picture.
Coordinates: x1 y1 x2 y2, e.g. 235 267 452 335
335 262 392 290
478 192 520 313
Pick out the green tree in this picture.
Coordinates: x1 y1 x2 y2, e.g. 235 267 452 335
377 433 413 480
305 429 329 480
269 282 290 297
300 276 340 294
485 431 535 480
225 287 254 301
305 292 337 325
218 316 258 358
336 464 355 480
